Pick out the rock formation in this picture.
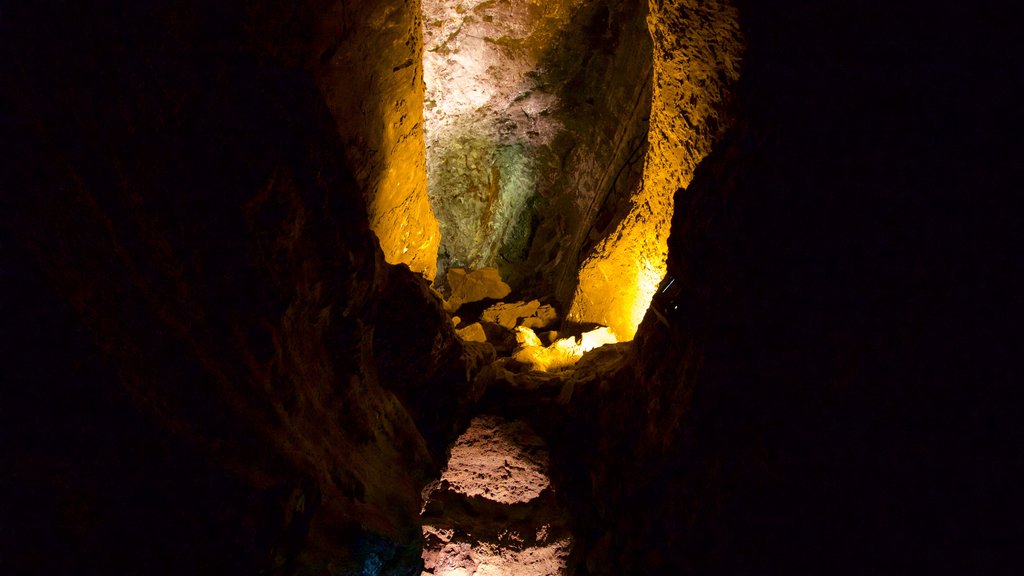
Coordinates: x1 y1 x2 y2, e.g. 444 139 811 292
1 1 456 573
565 0 743 340
2 0 1013 575
252 0 440 279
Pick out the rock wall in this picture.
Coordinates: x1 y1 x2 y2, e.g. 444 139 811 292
422 0 583 282
423 0 656 298
549 0 1017 573
252 0 440 279
0 1 464 573
534 0 655 304
566 0 743 341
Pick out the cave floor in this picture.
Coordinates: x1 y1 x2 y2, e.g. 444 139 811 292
421 280 632 576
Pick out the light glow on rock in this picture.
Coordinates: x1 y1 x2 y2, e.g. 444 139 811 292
421 416 571 575
512 326 618 372
565 0 743 341
440 416 550 505
422 0 580 278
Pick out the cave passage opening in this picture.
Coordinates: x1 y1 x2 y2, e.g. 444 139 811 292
414 0 743 344
419 0 673 346
413 0 743 573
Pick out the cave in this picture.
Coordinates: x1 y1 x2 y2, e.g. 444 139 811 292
1 1 1015 575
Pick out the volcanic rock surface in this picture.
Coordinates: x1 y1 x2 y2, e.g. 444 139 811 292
419 416 572 575
1 1 464 573
2 1 1012 575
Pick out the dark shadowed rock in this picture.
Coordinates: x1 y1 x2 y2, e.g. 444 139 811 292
445 267 512 312
0 1 467 573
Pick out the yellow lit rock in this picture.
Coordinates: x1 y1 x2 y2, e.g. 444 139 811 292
515 326 544 348
481 300 541 330
445 266 511 311
456 322 488 343
512 326 618 372
566 0 744 341
422 0 585 277
316 0 440 280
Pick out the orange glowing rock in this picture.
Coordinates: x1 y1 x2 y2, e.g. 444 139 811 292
481 299 540 330
442 416 550 504
455 322 488 343
445 267 511 312
520 304 558 331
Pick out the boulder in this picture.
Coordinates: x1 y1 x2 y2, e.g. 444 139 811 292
456 322 488 343
520 303 559 331
481 300 541 329
445 267 511 311
514 326 543 347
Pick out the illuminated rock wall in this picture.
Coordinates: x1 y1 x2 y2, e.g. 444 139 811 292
535 0 654 303
566 0 743 341
543 1 1015 572
255 0 440 279
2 1 470 572
422 0 584 282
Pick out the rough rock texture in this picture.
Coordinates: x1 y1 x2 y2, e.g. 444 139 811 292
546 1 1018 574
510 327 619 373
254 0 440 279
482 300 542 330
520 304 558 331
374 265 491 461
566 0 743 341
424 0 658 300
421 416 572 575
0 1 464 573
523 0 656 299
456 322 490 343
422 0 581 280
445 267 512 311
440 416 551 504
3 1 1014 574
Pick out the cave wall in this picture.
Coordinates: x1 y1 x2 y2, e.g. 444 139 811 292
251 0 440 280
566 0 743 340
0 1 467 573
420 0 743 337
552 0 1017 573
423 0 657 299
422 0 584 282
532 0 655 303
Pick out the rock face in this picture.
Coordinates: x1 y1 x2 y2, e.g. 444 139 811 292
421 0 744 341
421 416 572 575
565 0 743 341
253 0 440 279
0 1 462 573
422 0 582 280
440 416 551 504
423 0 662 301
3 0 1012 575
542 1 1017 574
445 267 512 311
318 0 440 280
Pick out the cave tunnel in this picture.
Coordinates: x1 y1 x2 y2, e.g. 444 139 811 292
1 1 1016 575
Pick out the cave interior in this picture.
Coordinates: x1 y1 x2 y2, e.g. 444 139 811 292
1 0 1017 575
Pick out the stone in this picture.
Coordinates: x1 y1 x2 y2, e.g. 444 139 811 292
481 300 541 330
315 0 439 279
445 267 512 311
456 322 488 343
520 304 559 331
423 0 580 277
514 326 543 348
420 414 573 573
2 3 461 572
565 0 743 341
441 416 550 504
